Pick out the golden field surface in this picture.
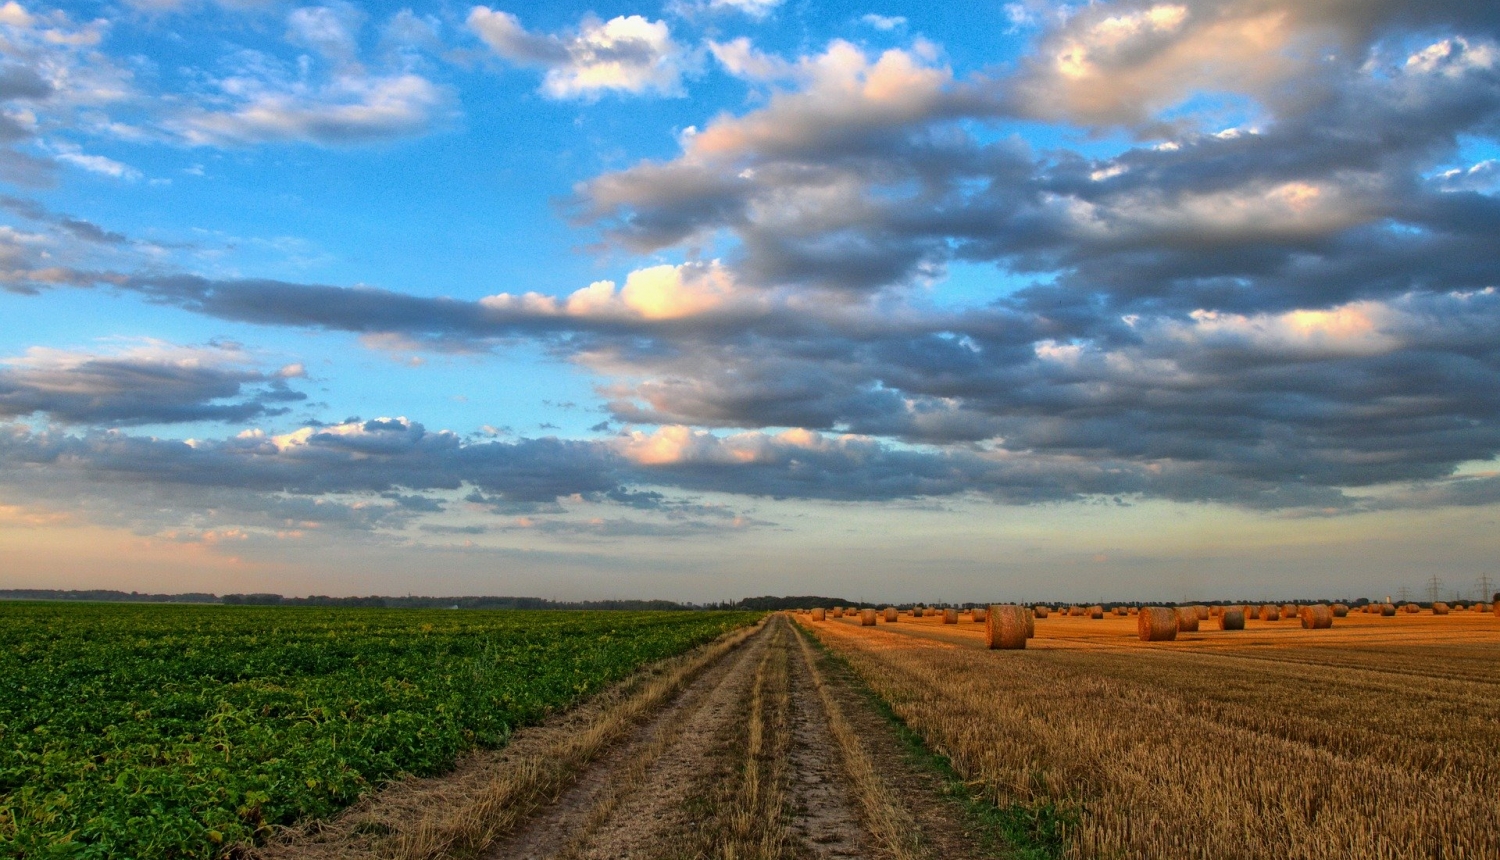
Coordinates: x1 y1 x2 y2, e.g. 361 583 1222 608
797 608 1500 859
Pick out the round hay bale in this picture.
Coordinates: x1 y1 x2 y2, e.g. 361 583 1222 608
986 605 1029 649
830 607 843 618
884 607 898 622
1175 607 1200 633
1331 603 1349 617
1068 605 1085 617
811 608 826 621
1219 608 1245 630
1033 606 1050 618
1128 606 1138 615
1280 603 1297 619
1403 603 1421 614
1380 603 1396 616
1432 602 1450 615
912 607 924 618
1088 605 1104 619
1209 606 1223 617
861 608 877 626
1138 607 1178 641
971 607 987 623
1259 604 1279 621
1300 604 1333 629
943 608 959 624
1194 605 1210 621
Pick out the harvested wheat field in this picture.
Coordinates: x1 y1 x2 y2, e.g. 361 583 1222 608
804 607 1500 859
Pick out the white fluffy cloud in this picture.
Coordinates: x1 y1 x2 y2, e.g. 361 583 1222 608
468 8 686 99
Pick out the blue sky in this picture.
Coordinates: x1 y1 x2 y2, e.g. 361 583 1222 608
1 0 1499 601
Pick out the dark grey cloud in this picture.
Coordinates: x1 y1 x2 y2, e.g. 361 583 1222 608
0 345 305 426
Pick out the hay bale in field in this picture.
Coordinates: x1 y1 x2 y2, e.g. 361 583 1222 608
1258 604 1279 621
1210 606 1222 617
1026 608 1035 639
1280 603 1297 619
811 608 826 621
1128 606 1138 615
884 607 898 622
1194 605 1210 621
971 607 987 623
1034 606 1050 618
943 608 959 624
1432 602 1450 615
1380 603 1397 616
1069 605 1086 617
1219 607 1245 630
1331 603 1349 617
1403 603 1421 614
912 607 924 618
1300 604 1333 629
1138 607 1178 641
1114 606 1128 616
1088 605 1104 619
833 607 845 618
1493 596 1499 617
861 608 877 626
1175 607 1200 633
986 605 1029 649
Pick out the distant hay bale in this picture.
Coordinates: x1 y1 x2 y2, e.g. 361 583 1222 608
1194 605 1210 621
861 608 877 626
1088 605 1104 619
912 607 924 618
943 608 959 624
1280 603 1297 619
831 607 844 618
811 608 826 621
1259 604 1279 621
1219 607 1245 630
985 605 1029 649
1403 603 1421 614
1175 607 1200 633
1113 606 1128 616
1034 606 1050 618
1209 606 1222 617
971 607 987 622
884 607 898 622
1069 606 1086 617
1331 603 1349 617
1300 604 1333 629
1432 602 1450 615
1128 606 1138 615
1138 607 1178 641
1379 603 1396 616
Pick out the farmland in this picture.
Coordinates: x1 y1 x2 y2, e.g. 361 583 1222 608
0 603 758 859
799 607 1500 859
5 600 1497 860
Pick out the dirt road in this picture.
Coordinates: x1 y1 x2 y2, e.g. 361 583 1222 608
257 614 986 860
484 614 980 860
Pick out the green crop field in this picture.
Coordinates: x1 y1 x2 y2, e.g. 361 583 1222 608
0 603 759 859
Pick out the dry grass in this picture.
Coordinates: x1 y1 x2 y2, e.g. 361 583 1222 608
801 611 1500 859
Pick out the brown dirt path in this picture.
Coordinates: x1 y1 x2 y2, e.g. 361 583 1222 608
255 614 993 860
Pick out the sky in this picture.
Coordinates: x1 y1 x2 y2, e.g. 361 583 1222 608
1 0 1499 603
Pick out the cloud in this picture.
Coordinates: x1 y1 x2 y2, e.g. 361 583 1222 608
168 7 449 146
861 14 906 31
468 8 686 99
0 341 306 425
